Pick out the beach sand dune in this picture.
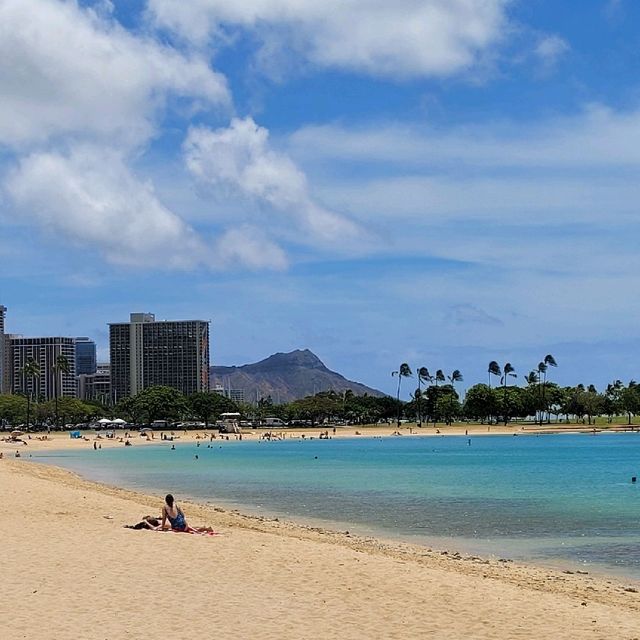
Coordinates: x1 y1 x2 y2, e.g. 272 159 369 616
1 460 639 639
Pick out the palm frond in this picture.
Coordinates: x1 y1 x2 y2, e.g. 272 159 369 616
399 363 412 378
488 361 501 376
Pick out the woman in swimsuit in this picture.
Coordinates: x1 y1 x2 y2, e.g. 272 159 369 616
161 494 214 534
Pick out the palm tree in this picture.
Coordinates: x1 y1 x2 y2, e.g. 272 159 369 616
432 370 445 427
52 354 71 429
488 361 501 388
20 358 40 428
416 367 431 428
447 369 463 387
541 354 557 424
536 361 547 425
391 363 412 428
500 363 517 425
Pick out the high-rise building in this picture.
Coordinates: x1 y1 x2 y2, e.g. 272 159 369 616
75 337 97 375
78 363 111 403
0 305 8 393
11 336 77 401
109 312 210 399
212 383 245 404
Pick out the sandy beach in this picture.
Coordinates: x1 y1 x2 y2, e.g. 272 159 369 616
2 436 640 639
1 420 628 456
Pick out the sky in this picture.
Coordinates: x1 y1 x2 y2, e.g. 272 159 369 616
1 0 640 398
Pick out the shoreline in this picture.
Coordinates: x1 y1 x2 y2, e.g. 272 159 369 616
11 427 640 584
3 458 640 638
3 421 638 455
25 449 640 585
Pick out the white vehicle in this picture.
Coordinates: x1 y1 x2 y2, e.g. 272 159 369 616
264 417 286 427
218 412 241 433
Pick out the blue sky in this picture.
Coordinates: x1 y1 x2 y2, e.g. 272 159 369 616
1 0 640 397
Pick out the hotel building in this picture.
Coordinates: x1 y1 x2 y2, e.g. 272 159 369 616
11 336 77 401
109 312 210 399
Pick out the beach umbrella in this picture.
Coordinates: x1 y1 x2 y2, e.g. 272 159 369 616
140 427 153 433
111 418 126 424
97 418 112 424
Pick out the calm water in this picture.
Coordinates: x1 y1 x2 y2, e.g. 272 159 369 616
34 433 640 579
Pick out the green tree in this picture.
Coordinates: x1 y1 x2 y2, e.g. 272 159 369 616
463 384 496 423
38 397 95 426
621 381 640 425
134 386 187 423
435 391 461 426
189 392 237 427
0 394 28 427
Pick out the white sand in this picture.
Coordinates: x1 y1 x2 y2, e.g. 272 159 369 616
1 457 639 639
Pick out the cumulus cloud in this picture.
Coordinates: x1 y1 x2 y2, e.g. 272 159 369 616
184 117 362 245
6 146 209 269
148 0 510 78
0 0 229 147
5 146 291 271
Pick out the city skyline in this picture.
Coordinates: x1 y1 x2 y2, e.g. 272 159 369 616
1 1 640 398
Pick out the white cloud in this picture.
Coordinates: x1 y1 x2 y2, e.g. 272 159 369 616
534 34 569 71
289 105 640 170
0 0 230 147
5 145 291 272
282 105 640 286
184 117 362 245
148 0 510 78
213 225 288 270
6 145 209 268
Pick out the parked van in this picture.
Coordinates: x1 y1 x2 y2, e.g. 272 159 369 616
264 417 286 427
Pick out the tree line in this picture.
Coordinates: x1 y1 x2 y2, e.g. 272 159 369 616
2 353 640 428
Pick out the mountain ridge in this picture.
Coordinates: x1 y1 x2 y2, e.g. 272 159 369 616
210 349 385 403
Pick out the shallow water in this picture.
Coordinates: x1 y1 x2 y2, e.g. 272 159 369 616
35 432 640 579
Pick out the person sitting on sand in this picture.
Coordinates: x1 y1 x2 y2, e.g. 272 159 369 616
124 515 162 530
160 494 214 534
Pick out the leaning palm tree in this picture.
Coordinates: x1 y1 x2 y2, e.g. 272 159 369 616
488 361 501 388
392 363 412 428
525 371 539 386
500 363 517 425
416 367 432 427
541 354 558 424
432 370 446 427
20 357 41 429
52 354 71 429
447 369 463 387
536 361 548 425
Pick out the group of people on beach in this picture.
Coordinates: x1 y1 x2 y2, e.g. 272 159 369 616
127 494 216 535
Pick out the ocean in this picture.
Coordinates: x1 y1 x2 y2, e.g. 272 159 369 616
34 432 640 579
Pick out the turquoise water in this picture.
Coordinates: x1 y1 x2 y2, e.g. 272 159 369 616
35 433 640 578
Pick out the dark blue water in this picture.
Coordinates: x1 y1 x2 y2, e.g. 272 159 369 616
35 433 640 578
